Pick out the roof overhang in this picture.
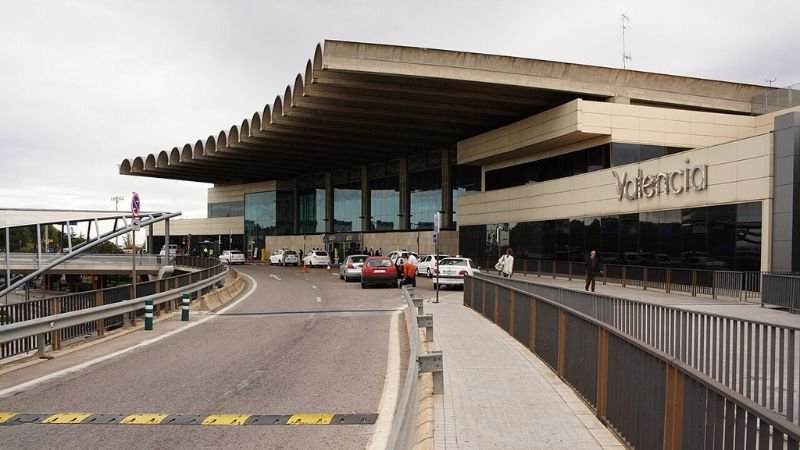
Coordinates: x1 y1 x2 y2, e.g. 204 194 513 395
120 40 771 184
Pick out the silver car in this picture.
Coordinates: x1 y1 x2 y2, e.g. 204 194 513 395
339 254 368 282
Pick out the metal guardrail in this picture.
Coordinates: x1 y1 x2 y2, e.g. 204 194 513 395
0 256 225 359
477 257 763 301
465 274 800 449
386 286 443 450
474 272 800 428
762 274 800 313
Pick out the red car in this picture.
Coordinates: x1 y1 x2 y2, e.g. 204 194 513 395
361 257 399 288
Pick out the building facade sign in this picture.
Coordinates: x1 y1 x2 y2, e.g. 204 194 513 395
612 160 707 201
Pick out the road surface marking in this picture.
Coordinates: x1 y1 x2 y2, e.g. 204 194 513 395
367 310 402 450
0 274 259 399
316 296 322 302
0 412 378 426
269 274 282 281
311 285 317 289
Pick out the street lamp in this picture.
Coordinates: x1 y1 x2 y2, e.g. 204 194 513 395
111 195 124 248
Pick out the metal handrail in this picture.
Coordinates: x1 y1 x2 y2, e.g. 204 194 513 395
386 286 422 450
0 267 227 344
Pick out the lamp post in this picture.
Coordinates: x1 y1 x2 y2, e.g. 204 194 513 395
111 195 124 249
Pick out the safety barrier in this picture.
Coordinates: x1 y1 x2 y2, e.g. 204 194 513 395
762 274 800 314
465 274 800 448
477 257 762 301
386 286 443 450
0 256 226 359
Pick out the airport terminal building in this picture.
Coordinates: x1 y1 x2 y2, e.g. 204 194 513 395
120 40 800 272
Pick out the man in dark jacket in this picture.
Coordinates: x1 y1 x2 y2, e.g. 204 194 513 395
585 250 600 292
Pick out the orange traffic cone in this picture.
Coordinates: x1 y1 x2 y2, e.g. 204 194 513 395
303 262 309 273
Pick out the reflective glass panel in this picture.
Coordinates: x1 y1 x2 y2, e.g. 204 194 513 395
370 176 399 231
334 181 361 232
410 168 442 230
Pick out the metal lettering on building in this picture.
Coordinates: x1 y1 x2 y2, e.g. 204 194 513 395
612 159 707 201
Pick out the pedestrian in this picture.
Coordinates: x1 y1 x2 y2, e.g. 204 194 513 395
585 250 600 292
408 253 418 264
299 249 303 260
376 248 382 256
495 248 514 278
401 259 417 288
369 248 374 256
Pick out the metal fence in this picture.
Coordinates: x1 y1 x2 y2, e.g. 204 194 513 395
479 273 800 428
465 275 800 448
476 257 763 301
762 274 800 313
0 256 224 359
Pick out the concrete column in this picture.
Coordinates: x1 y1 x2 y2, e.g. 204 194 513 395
399 159 410 230
361 167 370 231
292 178 299 234
441 148 453 228
164 220 170 265
147 224 154 254
771 112 800 272
325 173 333 233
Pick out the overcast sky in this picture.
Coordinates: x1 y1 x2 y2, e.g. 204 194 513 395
1 0 798 219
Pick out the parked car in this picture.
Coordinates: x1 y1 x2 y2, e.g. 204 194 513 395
302 250 331 268
361 257 399 288
269 249 299 266
159 244 178 257
339 254 368 282
219 249 246 265
433 257 478 290
388 250 419 278
417 254 451 278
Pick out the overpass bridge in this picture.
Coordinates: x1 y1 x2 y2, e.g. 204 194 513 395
0 253 171 275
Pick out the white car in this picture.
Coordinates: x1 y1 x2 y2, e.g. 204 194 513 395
303 250 331 268
219 250 246 265
387 250 418 265
417 254 451 278
339 254 368 281
433 257 478 289
159 244 178 257
269 249 300 266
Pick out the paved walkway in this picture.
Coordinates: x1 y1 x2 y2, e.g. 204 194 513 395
424 290 623 450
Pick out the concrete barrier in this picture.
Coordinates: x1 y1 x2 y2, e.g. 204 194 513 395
195 270 246 312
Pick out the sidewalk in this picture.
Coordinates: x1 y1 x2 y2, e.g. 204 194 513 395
425 290 624 449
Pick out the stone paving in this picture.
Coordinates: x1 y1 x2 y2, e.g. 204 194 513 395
425 290 624 450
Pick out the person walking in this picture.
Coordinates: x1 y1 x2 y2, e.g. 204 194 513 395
401 259 418 288
496 248 514 278
585 250 600 292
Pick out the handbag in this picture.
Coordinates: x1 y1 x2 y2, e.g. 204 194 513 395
494 256 505 272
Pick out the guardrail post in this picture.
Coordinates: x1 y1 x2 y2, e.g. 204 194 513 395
51 298 61 351
417 315 434 342
418 351 444 394
181 293 190 321
412 297 424 316
95 290 105 338
37 332 47 358
144 299 153 331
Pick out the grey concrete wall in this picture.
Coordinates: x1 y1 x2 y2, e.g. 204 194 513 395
771 112 800 272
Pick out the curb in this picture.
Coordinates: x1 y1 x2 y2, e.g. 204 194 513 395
414 331 436 449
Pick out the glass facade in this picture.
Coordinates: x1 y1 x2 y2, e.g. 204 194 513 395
244 191 293 257
460 202 762 271
334 181 361 232
299 187 326 234
409 168 441 229
369 176 400 231
452 165 482 226
485 143 690 191
208 201 244 218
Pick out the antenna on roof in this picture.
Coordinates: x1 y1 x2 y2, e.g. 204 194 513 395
765 75 777 87
621 13 632 69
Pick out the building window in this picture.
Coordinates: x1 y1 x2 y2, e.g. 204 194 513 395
208 201 244 218
244 191 276 259
299 187 325 234
452 165 482 226
334 181 361 232
369 176 399 231
410 168 441 229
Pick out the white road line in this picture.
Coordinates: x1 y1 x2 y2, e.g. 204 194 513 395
0 273 259 399
311 285 317 289
269 274 281 281
316 297 322 303
367 310 402 450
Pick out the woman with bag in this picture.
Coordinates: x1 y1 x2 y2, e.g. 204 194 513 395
495 248 514 278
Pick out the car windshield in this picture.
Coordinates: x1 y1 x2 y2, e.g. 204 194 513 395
284 251 297 255
440 258 468 266
367 259 393 267
351 256 367 263
230 251 242 255
314 251 328 256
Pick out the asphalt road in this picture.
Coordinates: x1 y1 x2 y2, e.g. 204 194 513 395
0 264 410 449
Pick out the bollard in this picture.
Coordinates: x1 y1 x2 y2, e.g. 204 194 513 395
144 299 154 331
181 293 190 321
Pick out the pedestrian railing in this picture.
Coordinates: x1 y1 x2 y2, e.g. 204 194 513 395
762 274 800 314
465 274 800 448
0 256 225 360
476 257 763 301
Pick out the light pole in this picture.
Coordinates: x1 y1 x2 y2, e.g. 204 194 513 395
111 195 124 248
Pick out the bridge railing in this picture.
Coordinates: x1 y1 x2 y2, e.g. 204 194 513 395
0 256 226 360
762 273 800 313
465 274 800 448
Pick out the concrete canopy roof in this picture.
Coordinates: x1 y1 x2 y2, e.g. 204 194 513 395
119 40 770 185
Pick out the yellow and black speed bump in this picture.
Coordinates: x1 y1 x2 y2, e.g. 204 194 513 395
0 412 378 426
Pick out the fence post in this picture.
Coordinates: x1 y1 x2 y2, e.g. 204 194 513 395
509 291 516 337
666 269 671 294
538 260 541 277
596 328 609 421
524 259 528 277
552 261 556 279
481 280 486 316
557 309 567 377
711 273 717 299
51 298 62 351
643 267 648 291
530 296 537 352
568 262 573 281
494 285 500 325
663 364 685 450
95 290 105 338
603 264 607 285
691 271 697 297
622 266 627 288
